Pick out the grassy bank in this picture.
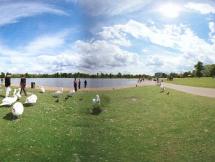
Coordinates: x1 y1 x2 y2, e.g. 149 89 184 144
0 86 215 161
166 77 215 88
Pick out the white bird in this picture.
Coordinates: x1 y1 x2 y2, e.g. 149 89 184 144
160 84 165 92
52 88 63 98
92 94 100 105
12 102 24 117
0 89 18 106
40 86 45 93
25 94 37 104
16 88 22 99
68 89 75 97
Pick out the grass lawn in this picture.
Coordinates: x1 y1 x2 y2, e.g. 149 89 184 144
166 77 215 88
0 86 215 162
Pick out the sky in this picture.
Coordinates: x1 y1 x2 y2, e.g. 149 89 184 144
0 0 215 75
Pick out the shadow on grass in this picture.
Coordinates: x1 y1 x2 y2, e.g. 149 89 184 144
3 112 15 121
90 107 102 115
23 103 34 107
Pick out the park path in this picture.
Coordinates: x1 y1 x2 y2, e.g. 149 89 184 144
163 83 215 98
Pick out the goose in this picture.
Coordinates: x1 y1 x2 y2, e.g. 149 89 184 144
40 86 45 93
12 102 24 118
92 94 100 105
0 89 18 106
25 94 37 105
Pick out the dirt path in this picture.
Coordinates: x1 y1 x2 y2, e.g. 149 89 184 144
163 83 215 98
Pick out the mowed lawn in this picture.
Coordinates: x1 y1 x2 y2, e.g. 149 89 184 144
0 86 215 162
166 77 215 88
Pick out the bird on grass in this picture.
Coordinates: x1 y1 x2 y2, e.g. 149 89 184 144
40 86 45 93
52 88 63 102
12 102 24 119
25 94 37 105
0 89 18 106
92 94 100 105
65 89 75 100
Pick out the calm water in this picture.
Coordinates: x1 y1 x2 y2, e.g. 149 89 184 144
10 78 138 89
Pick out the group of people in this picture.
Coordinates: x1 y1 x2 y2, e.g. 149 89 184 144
1 73 88 96
2 73 27 97
73 78 87 92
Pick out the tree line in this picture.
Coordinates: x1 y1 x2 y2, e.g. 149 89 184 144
0 72 151 79
155 62 215 80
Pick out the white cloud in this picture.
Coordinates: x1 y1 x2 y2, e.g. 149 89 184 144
70 0 151 16
185 2 215 14
0 1 67 26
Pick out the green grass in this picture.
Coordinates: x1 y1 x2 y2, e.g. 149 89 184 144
166 77 215 88
0 86 215 162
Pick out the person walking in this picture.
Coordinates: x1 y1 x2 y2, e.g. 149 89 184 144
84 80 87 88
20 75 27 96
73 78 77 92
78 79 81 89
5 73 11 97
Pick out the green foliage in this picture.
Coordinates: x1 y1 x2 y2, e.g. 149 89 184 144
194 61 204 77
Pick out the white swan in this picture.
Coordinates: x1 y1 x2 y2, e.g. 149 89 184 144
52 88 63 98
0 89 18 106
25 94 37 104
92 94 100 105
68 89 75 97
12 102 24 117
40 86 45 93
16 88 22 99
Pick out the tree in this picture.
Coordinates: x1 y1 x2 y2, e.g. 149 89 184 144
210 65 215 77
194 61 204 77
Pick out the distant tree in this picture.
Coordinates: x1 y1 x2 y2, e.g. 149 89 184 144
210 65 215 77
194 61 204 77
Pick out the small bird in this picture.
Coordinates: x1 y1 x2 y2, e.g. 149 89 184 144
12 102 24 118
166 92 170 95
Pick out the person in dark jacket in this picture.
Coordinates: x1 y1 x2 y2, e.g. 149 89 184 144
5 73 11 97
78 79 81 89
20 75 27 96
73 78 77 92
84 80 87 88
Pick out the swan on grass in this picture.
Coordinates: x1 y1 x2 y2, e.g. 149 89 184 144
25 94 37 105
40 86 45 93
65 89 75 100
92 94 100 105
16 88 21 99
52 88 63 98
0 89 18 106
12 102 24 117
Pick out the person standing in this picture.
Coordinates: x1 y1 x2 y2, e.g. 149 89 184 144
84 80 87 88
73 78 77 92
5 73 11 97
20 75 27 96
78 79 81 89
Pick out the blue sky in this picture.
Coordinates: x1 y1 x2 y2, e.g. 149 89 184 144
0 0 215 74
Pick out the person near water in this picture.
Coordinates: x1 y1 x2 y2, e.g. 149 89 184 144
84 80 87 88
73 78 77 92
20 75 27 96
78 79 81 89
5 73 11 97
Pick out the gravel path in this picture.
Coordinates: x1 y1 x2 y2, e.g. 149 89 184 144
164 83 215 98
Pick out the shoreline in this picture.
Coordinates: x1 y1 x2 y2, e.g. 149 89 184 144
8 81 155 92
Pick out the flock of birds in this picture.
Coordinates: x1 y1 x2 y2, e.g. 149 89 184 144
0 86 100 119
0 88 38 118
